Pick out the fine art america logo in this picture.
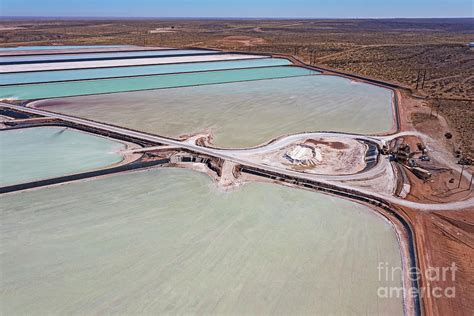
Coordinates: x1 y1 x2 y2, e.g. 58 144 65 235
377 262 458 299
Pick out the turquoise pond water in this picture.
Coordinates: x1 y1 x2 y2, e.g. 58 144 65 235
0 49 217 64
0 45 129 51
0 58 294 85
0 66 315 100
0 127 125 187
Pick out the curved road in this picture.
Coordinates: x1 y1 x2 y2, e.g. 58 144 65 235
1 103 472 210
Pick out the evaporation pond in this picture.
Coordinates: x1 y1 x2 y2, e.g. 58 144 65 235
1 168 403 315
38 74 393 147
0 49 217 64
0 58 292 85
0 127 125 186
0 66 314 99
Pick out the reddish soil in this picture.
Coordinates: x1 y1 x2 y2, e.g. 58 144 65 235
218 36 266 47
394 84 474 315
405 209 474 315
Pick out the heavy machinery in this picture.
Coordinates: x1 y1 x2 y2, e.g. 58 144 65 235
384 142 432 181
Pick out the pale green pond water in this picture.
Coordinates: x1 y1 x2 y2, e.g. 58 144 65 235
0 168 403 315
0 127 125 186
39 74 394 148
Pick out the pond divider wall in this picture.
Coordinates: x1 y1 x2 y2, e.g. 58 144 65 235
0 158 169 194
0 51 224 66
